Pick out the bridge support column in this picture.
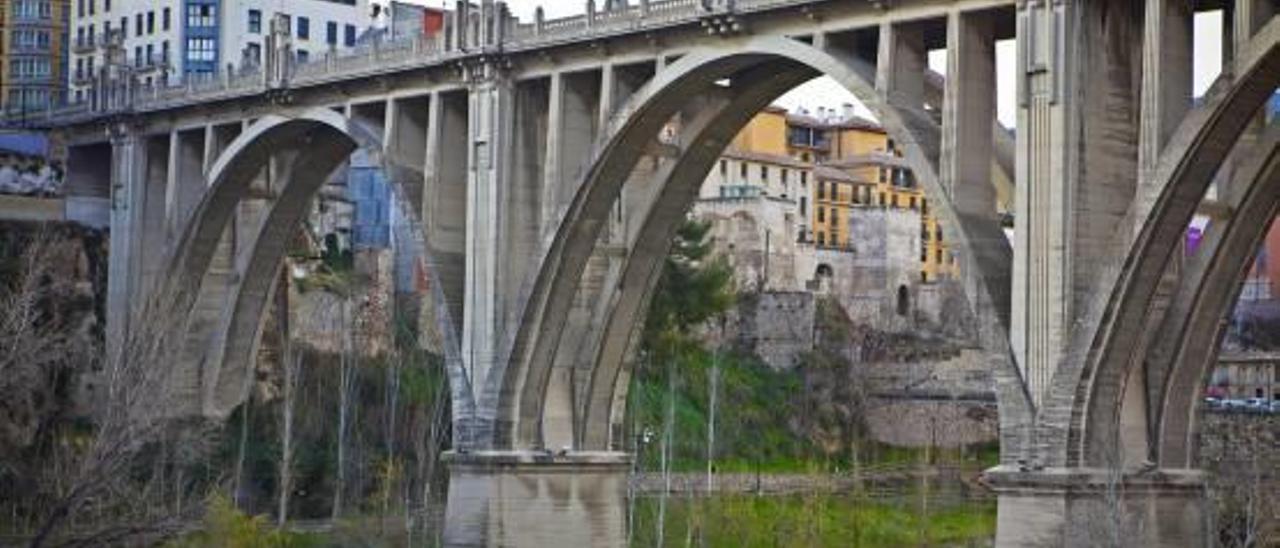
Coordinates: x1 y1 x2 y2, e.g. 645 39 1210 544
106 123 147 362
442 451 630 547
986 467 1208 547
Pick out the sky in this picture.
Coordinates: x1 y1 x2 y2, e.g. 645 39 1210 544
428 1 1227 129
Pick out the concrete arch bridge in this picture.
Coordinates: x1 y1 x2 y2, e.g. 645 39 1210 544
30 0 1280 545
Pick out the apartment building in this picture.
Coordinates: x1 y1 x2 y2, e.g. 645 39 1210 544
67 0 372 104
1 0 70 115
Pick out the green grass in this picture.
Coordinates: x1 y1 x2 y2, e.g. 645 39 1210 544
630 492 996 547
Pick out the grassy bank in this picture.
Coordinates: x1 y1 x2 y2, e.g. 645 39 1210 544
630 492 996 547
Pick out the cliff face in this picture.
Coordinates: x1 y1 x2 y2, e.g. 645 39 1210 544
0 222 108 458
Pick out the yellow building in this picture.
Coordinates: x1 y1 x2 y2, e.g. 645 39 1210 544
1 0 70 116
714 105 975 281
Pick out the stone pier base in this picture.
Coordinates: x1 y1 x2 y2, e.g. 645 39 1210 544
984 466 1209 547
442 451 631 547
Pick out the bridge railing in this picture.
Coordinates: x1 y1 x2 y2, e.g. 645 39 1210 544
20 0 825 125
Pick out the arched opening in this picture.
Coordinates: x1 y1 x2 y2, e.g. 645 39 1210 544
501 27 1024 462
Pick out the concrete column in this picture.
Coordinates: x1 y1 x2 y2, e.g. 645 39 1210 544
541 70 602 236
876 21 926 109
105 124 148 363
166 129 207 241
987 467 1208 547
542 72 565 236
443 452 629 547
463 71 514 420
1136 0 1192 226
941 11 998 329
140 135 170 294
1012 1 1141 405
1218 0 1276 204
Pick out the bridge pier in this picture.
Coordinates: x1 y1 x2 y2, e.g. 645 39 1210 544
442 451 630 548
986 467 1208 547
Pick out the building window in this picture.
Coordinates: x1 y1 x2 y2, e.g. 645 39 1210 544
896 286 910 316
121 17 128 38
296 49 309 62
921 199 928 215
246 42 261 64
187 3 216 27
327 21 338 45
88 0 95 15
297 16 310 40
937 249 944 264
162 40 170 62
781 169 789 183
817 181 826 200
248 10 262 33
186 37 216 61
817 233 826 246
921 246 928 261
800 196 807 217
136 13 143 36
163 8 171 30
760 165 768 181
145 43 154 64
105 0 111 11
909 197 917 210
893 194 900 208
879 168 887 183
134 46 142 66
817 207 825 223
344 24 356 47
739 162 747 179
936 227 943 242
879 192 886 206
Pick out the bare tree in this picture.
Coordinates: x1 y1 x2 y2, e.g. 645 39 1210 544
276 342 301 526
3 233 199 547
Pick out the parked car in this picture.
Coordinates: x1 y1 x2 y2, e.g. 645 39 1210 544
1222 399 1249 411
1272 400 1280 414
1244 398 1271 413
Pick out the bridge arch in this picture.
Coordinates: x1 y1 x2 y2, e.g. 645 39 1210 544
497 35 1029 454
1048 16 1280 468
166 107 469 421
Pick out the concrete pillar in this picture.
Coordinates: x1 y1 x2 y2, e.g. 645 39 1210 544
1136 0 1192 225
106 124 148 362
986 467 1209 547
140 135 171 294
876 21 926 109
1011 0 1141 405
462 69 514 429
443 452 629 547
940 10 997 304
542 70 602 236
542 72 566 237
166 128 207 240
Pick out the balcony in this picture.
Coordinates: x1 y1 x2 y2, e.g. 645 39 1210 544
72 37 98 54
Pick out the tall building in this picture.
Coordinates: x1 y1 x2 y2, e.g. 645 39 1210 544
1 0 71 116
67 0 373 104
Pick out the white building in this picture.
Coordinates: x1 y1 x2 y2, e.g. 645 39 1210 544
68 0 374 104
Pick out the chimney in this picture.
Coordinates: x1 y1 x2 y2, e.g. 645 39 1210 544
842 103 855 121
